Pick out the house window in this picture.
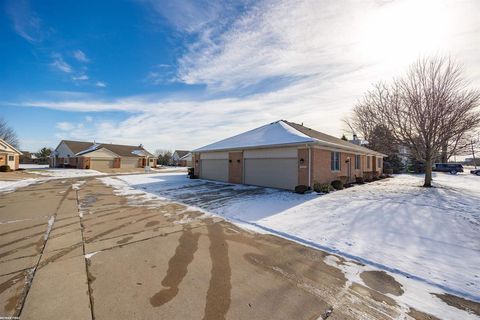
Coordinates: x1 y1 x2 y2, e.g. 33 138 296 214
367 156 371 169
331 151 341 171
355 155 361 170
8 155 14 161
377 158 382 168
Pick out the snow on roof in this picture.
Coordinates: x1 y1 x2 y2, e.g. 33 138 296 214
75 143 101 156
131 149 148 156
193 121 315 152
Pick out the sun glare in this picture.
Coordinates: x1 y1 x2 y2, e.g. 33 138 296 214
358 0 451 68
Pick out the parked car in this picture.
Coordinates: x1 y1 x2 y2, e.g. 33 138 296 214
471 168 480 176
432 163 464 174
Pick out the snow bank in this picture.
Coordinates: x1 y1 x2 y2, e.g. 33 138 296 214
30 168 106 178
0 179 39 193
19 164 49 169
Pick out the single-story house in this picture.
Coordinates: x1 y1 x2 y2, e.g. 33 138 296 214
50 140 157 170
19 151 39 164
172 150 191 166
0 138 22 170
179 152 193 167
192 120 386 190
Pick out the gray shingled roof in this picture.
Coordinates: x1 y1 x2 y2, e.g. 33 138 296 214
60 140 155 158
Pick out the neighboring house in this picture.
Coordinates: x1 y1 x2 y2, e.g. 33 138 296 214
192 120 386 190
172 150 190 166
20 151 40 164
179 152 193 167
0 138 22 170
50 140 157 170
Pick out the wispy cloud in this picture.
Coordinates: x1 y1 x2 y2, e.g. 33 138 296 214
6 0 44 43
55 121 75 131
95 81 107 88
72 74 89 81
73 50 90 63
50 53 73 73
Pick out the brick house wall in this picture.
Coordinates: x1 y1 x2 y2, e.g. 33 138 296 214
14 155 19 170
76 157 90 169
113 158 121 168
297 148 309 186
193 153 200 177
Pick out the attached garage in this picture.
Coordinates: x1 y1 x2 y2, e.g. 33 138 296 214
90 159 114 170
121 157 140 168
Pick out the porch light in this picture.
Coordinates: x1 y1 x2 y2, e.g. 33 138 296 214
299 158 305 165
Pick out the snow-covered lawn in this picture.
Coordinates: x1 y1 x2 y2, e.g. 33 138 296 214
0 169 107 193
29 168 106 178
99 172 480 318
18 164 49 169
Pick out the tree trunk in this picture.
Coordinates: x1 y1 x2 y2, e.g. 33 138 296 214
441 144 448 163
424 158 433 187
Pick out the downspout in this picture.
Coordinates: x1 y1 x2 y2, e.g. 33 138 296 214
308 145 312 188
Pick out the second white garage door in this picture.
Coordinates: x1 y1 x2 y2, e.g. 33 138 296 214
90 159 114 170
121 157 140 168
200 159 228 182
244 158 298 190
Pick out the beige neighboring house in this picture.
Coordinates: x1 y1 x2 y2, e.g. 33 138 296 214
172 150 191 166
179 152 193 167
0 138 22 170
192 120 386 190
50 140 157 170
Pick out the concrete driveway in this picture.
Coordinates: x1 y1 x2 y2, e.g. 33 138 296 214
0 176 476 320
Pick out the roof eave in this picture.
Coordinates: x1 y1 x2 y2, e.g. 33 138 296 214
193 140 316 153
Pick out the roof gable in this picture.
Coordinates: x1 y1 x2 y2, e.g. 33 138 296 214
193 121 314 152
193 120 385 156
0 138 22 155
58 140 155 158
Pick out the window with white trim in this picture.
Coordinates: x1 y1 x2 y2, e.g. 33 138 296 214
355 155 361 170
331 151 340 171
8 155 14 161
377 157 382 168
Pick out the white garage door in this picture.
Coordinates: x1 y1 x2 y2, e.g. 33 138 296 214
200 159 228 182
244 158 298 190
90 159 114 170
121 157 139 168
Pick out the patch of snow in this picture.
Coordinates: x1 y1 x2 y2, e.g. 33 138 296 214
0 179 39 193
44 216 55 240
131 149 147 156
72 180 86 190
30 169 106 178
19 164 49 169
85 251 100 259
75 143 101 156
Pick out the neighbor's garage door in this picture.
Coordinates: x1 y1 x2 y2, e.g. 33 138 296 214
121 157 139 168
200 159 228 182
90 159 114 170
244 158 298 190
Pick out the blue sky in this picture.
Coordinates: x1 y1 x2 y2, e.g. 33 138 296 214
1 0 479 152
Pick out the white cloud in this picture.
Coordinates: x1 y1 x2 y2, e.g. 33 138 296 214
73 50 90 63
6 0 44 43
50 53 72 73
95 81 107 87
72 74 89 81
55 122 75 131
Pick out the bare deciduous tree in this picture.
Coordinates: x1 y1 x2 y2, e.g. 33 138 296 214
0 117 20 148
349 57 480 187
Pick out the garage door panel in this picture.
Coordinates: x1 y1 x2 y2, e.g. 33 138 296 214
201 159 228 182
90 159 114 170
244 158 297 190
122 157 139 168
